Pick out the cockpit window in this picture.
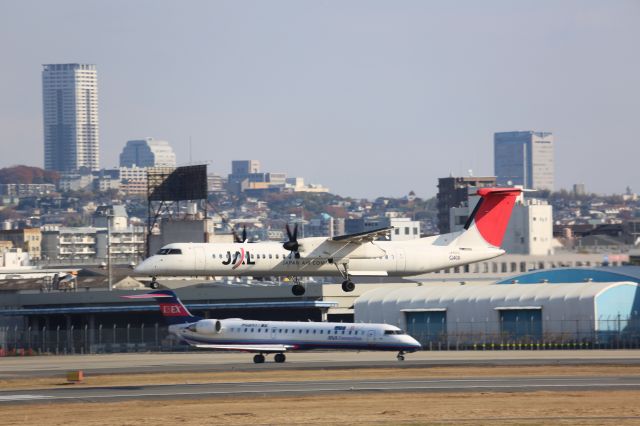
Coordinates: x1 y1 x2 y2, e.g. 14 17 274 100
384 330 405 335
156 248 183 255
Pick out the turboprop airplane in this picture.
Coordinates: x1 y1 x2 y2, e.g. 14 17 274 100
135 187 521 295
122 290 422 363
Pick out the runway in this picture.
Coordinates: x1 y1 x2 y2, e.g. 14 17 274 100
2 374 640 404
2 349 640 379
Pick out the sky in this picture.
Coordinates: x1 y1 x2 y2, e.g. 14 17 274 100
0 1 638 199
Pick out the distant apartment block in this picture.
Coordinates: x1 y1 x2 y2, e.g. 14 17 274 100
436 176 496 233
119 138 176 168
0 228 42 260
0 184 56 198
494 131 554 190
42 64 99 172
207 173 227 193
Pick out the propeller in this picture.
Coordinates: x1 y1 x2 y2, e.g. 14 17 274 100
283 223 301 257
232 226 248 243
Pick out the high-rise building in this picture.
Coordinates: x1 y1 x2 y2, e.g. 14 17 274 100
42 64 99 172
436 176 497 233
119 138 177 168
494 131 554 190
228 160 263 194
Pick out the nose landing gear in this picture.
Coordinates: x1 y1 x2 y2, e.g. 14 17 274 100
396 351 405 361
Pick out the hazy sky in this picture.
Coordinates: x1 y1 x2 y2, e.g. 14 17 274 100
1 1 638 198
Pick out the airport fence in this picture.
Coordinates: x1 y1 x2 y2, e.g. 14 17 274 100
0 323 184 355
1 318 640 355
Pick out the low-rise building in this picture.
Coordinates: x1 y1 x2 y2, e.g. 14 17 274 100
0 228 42 260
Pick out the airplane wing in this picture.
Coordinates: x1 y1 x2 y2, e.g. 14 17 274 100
329 227 393 244
191 344 294 353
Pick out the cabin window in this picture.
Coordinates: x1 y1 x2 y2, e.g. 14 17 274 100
348 331 352 335
285 329 288 333
276 254 279 259
279 329 282 333
320 330 323 334
313 330 316 334
269 254 273 259
251 328 254 332
327 330 331 335
257 329 261 333
306 330 309 334
244 328 247 332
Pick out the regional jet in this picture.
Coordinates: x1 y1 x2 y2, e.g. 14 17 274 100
122 290 422 363
135 187 521 295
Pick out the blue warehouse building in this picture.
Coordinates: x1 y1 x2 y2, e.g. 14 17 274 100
355 267 640 348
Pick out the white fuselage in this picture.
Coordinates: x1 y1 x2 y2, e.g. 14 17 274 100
171 318 421 352
136 232 504 279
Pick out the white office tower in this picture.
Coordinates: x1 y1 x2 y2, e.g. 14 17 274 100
119 138 177 168
42 64 100 172
494 131 554 191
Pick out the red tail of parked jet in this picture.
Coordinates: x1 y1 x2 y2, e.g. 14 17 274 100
122 290 200 325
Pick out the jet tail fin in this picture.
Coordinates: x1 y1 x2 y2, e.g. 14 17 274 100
121 290 201 325
457 187 522 248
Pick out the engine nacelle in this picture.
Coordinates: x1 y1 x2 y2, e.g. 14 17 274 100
195 319 222 334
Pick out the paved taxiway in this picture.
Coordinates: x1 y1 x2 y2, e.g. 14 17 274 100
2 374 640 404
2 350 640 379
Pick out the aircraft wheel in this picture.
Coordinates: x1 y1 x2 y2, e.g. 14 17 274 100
253 354 265 364
150 280 159 289
274 353 286 363
397 354 405 361
292 284 305 296
341 280 355 292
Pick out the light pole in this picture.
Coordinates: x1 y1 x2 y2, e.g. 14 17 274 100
107 212 113 291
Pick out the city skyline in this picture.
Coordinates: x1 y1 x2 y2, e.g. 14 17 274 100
1 1 638 198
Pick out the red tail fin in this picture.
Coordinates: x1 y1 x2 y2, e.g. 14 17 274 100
470 188 521 247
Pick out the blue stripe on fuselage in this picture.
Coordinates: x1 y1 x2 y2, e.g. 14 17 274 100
181 334 418 352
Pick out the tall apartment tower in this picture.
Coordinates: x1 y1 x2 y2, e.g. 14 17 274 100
494 131 554 191
42 64 100 172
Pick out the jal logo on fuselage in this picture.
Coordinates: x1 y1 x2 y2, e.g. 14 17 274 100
220 248 255 269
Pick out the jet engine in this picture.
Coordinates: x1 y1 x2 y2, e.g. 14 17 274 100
195 319 222 334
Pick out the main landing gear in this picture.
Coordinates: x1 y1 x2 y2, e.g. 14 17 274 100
149 277 159 289
397 351 405 361
341 280 355 292
331 259 355 293
253 353 286 363
290 276 306 296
